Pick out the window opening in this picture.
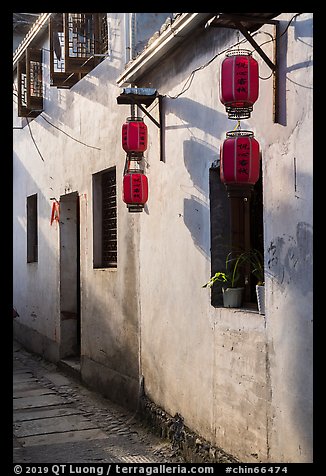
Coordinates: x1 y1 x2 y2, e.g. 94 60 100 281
209 163 264 307
17 49 43 118
49 13 108 88
26 48 43 112
98 13 109 56
50 13 83 88
93 168 117 268
102 170 117 268
27 194 38 263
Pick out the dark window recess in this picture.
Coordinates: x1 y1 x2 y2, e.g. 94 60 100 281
17 48 43 117
50 14 84 88
27 194 38 263
49 13 108 88
101 170 117 268
98 13 109 56
209 163 264 306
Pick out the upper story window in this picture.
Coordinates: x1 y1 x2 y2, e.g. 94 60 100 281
50 13 108 89
17 48 43 118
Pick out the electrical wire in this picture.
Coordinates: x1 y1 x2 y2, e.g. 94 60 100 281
165 36 247 99
13 84 102 150
13 13 306 147
166 13 304 99
39 114 101 150
26 118 45 162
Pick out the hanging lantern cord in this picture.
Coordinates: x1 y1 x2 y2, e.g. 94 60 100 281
123 156 129 176
233 120 241 131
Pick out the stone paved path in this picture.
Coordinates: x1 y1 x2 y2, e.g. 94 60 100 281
13 341 185 464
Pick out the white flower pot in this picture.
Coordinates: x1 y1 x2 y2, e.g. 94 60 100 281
222 287 244 308
256 285 265 315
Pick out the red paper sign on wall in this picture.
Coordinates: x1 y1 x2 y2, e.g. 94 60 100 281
50 200 60 225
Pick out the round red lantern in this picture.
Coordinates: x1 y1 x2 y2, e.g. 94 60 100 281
123 172 148 212
220 130 260 185
220 50 259 119
122 117 148 153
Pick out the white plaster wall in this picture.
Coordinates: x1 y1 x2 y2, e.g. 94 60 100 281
261 14 313 462
13 12 313 463
13 12 174 408
13 13 136 365
138 13 312 462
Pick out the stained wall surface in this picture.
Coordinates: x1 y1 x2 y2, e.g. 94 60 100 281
13 13 313 462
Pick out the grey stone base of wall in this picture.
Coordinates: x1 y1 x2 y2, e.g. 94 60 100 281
81 356 139 412
13 321 60 362
139 395 238 464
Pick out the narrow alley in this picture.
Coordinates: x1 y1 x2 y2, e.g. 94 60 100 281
13 341 184 464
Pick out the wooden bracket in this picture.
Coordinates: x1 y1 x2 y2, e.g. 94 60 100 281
117 89 165 161
208 14 281 123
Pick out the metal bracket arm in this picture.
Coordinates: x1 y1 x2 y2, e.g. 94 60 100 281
131 100 161 129
234 21 276 71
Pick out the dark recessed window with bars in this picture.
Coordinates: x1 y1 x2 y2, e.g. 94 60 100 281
27 194 38 263
93 167 117 269
50 13 84 88
17 48 43 117
209 164 264 307
49 13 108 88
102 170 117 268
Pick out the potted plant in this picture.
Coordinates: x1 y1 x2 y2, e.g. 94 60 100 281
247 249 265 315
202 251 247 308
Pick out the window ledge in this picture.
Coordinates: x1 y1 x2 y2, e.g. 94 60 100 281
93 267 117 271
213 304 262 315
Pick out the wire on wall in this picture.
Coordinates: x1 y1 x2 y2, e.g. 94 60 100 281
26 118 45 162
39 114 101 150
166 13 304 100
13 86 102 151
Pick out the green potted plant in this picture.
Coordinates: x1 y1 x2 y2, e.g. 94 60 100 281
247 249 265 314
202 251 247 308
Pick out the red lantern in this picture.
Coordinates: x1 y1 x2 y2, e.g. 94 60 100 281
220 50 259 119
220 130 260 185
122 117 148 153
123 172 148 211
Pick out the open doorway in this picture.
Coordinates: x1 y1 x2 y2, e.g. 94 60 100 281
59 191 81 359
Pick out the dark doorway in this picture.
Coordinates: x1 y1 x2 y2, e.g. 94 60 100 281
59 192 81 358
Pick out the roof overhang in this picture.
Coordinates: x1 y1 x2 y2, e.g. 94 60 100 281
116 13 215 87
116 12 281 88
13 13 52 71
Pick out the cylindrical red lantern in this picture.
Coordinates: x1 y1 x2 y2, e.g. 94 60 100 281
220 130 260 185
123 172 148 211
220 50 259 119
122 117 148 153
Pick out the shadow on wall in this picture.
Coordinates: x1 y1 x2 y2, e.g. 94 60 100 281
183 195 210 260
182 137 219 260
165 96 236 143
165 95 246 260
13 150 59 355
277 15 313 127
265 162 313 459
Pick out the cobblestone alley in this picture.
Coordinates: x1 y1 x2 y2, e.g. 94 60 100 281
13 341 185 464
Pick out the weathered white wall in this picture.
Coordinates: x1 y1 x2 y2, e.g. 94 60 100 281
261 14 313 462
13 13 173 409
136 13 312 463
13 12 313 463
